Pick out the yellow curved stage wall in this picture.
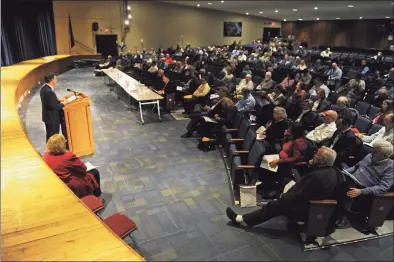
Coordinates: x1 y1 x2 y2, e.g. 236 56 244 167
1 55 144 261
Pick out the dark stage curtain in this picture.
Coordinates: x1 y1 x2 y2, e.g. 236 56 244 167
1 1 57 66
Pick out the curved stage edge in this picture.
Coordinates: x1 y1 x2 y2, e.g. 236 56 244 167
1 55 145 261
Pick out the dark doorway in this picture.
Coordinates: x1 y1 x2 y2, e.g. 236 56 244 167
263 28 281 43
95 34 118 58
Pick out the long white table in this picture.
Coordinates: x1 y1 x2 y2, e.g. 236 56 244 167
102 68 163 124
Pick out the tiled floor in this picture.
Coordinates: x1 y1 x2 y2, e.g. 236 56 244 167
19 68 393 261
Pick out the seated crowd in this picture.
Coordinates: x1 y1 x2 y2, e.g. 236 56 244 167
94 40 393 232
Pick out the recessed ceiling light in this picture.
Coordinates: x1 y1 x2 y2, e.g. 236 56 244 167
246 12 249 15
208 2 212 5
336 17 340 19
259 11 263 14
314 7 318 10
283 18 287 21
298 18 303 21
197 4 200 7
275 10 278 12
359 17 362 19
386 16 391 18
221 0 224 3
293 9 297 11
348 5 354 7
317 18 320 20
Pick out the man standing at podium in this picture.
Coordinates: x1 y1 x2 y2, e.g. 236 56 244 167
40 72 66 142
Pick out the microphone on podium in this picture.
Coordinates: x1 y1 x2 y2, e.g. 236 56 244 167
66 88 79 97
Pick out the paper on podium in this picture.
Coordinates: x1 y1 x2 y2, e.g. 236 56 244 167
66 95 77 103
176 86 183 91
203 116 218 123
184 95 193 99
260 154 280 172
85 162 99 172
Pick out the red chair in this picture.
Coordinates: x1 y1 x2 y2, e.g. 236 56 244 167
104 213 143 256
80 195 104 215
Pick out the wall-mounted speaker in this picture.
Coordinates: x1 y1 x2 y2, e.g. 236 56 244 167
92 22 99 32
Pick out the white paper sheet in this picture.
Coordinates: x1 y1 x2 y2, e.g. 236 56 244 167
341 170 363 187
85 162 99 172
203 116 218 123
176 86 183 91
66 95 77 103
260 154 280 172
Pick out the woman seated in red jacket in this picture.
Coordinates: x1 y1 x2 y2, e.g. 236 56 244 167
43 134 102 199
372 99 393 125
259 122 308 197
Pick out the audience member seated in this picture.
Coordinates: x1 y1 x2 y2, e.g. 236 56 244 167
357 113 394 146
235 74 254 94
327 116 362 166
372 99 393 125
306 110 338 144
226 147 339 227
259 107 290 153
295 100 317 131
331 96 353 121
148 61 158 73
310 59 325 75
293 82 307 100
256 92 275 126
222 67 234 85
183 77 211 115
182 97 236 143
43 134 102 199
298 69 312 85
359 60 369 75
94 55 115 75
165 53 174 65
372 52 383 62
320 47 333 59
296 60 307 71
235 89 256 117
327 63 343 90
268 85 287 107
242 65 252 75
311 88 331 113
309 77 330 98
256 72 274 91
278 54 292 68
280 73 295 91
373 88 390 107
346 73 366 105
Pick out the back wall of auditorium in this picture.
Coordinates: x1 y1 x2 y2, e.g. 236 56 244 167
53 0 281 54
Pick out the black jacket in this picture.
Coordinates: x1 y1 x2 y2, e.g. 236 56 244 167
327 129 363 165
265 119 289 143
208 104 236 126
315 99 331 113
40 84 64 124
257 103 275 127
299 110 318 131
332 105 353 121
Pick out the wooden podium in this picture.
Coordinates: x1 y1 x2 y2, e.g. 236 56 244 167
63 92 95 157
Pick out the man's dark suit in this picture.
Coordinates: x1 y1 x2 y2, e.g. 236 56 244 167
315 98 331 113
327 129 363 166
299 110 318 131
40 84 64 141
242 166 340 226
332 105 353 121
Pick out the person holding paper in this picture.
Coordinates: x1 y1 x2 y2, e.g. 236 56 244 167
306 110 337 144
260 107 290 153
235 89 255 117
43 134 102 200
356 113 394 147
226 147 340 227
182 77 211 115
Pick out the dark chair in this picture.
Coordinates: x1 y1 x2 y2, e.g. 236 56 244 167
223 118 251 157
349 110 358 125
368 124 383 135
226 129 256 170
353 116 372 134
354 101 371 116
235 78 241 85
367 106 381 120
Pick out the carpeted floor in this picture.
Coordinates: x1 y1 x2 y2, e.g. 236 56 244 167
19 67 393 261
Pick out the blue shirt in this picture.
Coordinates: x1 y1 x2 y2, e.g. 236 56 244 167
235 94 256 114
360 66 369 75
345 154 393 196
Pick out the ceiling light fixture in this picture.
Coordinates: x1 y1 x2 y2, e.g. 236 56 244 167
386 16 391 18
283 18 287 21
124 20 130 25
314 7 318 10
293 9 297 11
336 17 340 19
128 14 132 19
221 0 224 3
348 5 354 7
259 11 263 14
298 18 303 21
275 10 278 12
197 4 200 7
246 12 249 15
317 17 320 20
127 5 131 10
359 17 362 19
208 2 212 5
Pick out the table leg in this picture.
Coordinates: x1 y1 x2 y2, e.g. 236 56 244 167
128 95 131 111
139 102 144 124
157 100 161 120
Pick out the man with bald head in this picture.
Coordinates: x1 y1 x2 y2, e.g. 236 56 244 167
327 63 342 89
306 110 338 144
236 74 254 94
256 72 274 90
